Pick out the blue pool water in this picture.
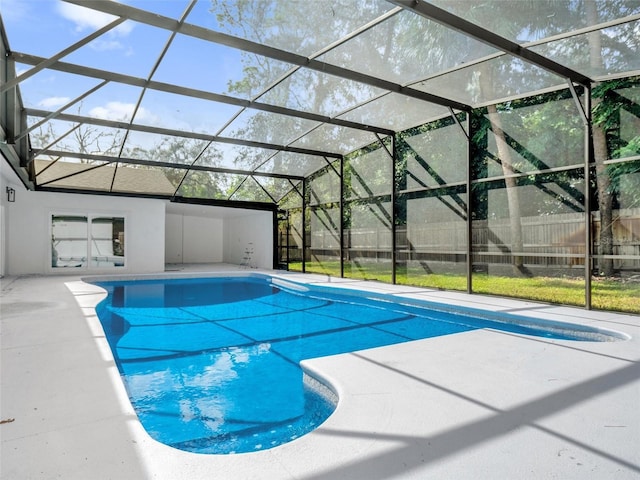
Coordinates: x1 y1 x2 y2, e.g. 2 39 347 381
92 274 621 454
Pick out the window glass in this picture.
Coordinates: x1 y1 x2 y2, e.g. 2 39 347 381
51 216 88 268
91 217 125 267
51 215 125 269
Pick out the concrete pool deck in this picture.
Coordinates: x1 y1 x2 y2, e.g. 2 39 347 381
1 264 639 479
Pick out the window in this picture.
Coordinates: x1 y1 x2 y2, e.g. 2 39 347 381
51 215 125 269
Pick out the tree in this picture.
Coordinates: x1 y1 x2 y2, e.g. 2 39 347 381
454 0 639 277
443 0 569 276
29 112 125 188
592 76 640 275
210 0 640 278
142 136 226 199
30 108 124 165
211 0 388 182
484 100 527 274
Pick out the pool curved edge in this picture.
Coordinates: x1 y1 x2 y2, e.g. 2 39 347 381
4 272 637 479
300 362 341 408
80 268 632 454
83 270 631 344
66 268 640 478
270 276 630 343
83 272 345 455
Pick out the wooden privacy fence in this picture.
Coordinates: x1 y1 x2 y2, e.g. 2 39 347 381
282 208 640 272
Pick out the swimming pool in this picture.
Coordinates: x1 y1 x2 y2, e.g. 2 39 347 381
91 273 624 455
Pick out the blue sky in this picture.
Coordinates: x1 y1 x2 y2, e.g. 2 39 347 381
2 0 477 148
3 0 247 134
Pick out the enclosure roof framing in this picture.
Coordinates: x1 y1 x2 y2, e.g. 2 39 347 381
35 149 306 183
1 0 639 203
62 0 472 112
25 108 344 160
390 0 593 86
11 52 396 138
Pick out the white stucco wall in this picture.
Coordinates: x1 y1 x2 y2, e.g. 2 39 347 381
1 160 275 275
223 211 273 269
165 212 223 264
2 189 166 276
183 215 223 263
1 163 21 276
165 213 183 264
0 204 5 277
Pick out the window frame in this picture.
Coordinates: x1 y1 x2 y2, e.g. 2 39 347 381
49 212 127 271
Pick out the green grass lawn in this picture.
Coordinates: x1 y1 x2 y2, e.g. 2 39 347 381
287 261 640 314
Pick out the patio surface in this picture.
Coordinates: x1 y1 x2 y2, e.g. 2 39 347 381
1 264 639 479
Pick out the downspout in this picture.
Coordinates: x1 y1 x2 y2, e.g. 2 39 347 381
272 208 278 270
340 155 345 278
392 134 397 284
466 112 473 294
302 178 307 273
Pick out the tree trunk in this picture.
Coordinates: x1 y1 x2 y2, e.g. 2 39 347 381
486 103 526 275
592 109 615 276
478 62 526 275
586 0 615 276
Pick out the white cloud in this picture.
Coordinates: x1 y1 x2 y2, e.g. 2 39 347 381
56 1 133 36
90 39 127 52
89 101 159 123
39 97 71 109
55 1 134 52
130 106 160 124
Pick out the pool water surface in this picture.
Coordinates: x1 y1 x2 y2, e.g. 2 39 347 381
92 274 622 454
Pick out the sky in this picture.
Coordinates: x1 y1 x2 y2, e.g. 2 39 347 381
2 0 246 136
2 0 396 166
4 0 637 160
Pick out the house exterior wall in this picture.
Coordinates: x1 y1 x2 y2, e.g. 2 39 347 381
164 213 183 264
223 211 273 269
3 189 165 275
165 213 224 264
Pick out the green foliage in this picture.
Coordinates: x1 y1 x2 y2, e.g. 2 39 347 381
614 137 640 159
606 158 640 209
593 76 640 126
178 170 225 199
593 76 640 155
143 137 225 199
591 77 640 208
